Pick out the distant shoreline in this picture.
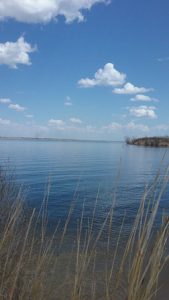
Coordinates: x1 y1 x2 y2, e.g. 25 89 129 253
126 136 169 147
0 136 122 144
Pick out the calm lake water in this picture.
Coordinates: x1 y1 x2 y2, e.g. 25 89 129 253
0 139 169 233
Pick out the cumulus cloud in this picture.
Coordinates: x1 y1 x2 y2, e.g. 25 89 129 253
78 63 126 88
70 117 82 124
0 117 11 125
9 103 26 112
78 64 156 99
0 98 11 104
131 94 159 102
0 0 109 24
113 82 153 95
129 106 157 119
0 37 36 68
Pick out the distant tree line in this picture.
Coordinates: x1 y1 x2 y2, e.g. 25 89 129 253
125 136 169 147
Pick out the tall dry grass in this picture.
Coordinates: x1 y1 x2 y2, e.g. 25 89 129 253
0 165 169 300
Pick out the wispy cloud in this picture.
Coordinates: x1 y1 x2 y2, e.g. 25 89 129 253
64 102 73 106
78 63 126 88
2 118 169 139
157 57 169 62
48 119 65 129
102 121 149 133
0 98 11 104
0 118 11 125
9 103 26 112
25 114 34 118
154 124 169 131
0 37 36 69
64 96 73 106
70 118 82 124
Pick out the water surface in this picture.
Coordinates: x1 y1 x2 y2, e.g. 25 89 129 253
0 139 169 232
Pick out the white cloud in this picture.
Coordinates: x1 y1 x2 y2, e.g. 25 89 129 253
103 121 149 133
113 82 153 95
4 117 169 139
0 0 109 24
0 98 11 104
0 37 36 69
70 117 82 124
104 122 123 130
0 117 11 125
48 119 65 127
9 103 26 112
126 121 149 132
0 121 49 137
129 106 157 119
131 94 159 102
78 63 126 88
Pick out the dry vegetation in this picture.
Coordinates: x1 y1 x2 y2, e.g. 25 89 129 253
0 166 169 299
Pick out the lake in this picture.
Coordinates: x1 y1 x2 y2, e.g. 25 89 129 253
0 139 169 234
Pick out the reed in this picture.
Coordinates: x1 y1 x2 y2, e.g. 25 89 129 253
0 166 169 300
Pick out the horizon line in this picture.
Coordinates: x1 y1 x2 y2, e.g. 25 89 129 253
0 136 123 143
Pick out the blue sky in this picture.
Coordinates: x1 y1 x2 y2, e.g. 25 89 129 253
0 0 169 140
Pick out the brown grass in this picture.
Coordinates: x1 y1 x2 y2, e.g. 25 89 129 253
0 166 169 300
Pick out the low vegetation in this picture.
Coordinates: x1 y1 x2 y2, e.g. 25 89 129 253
0 166 169 299
126 136 169 147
